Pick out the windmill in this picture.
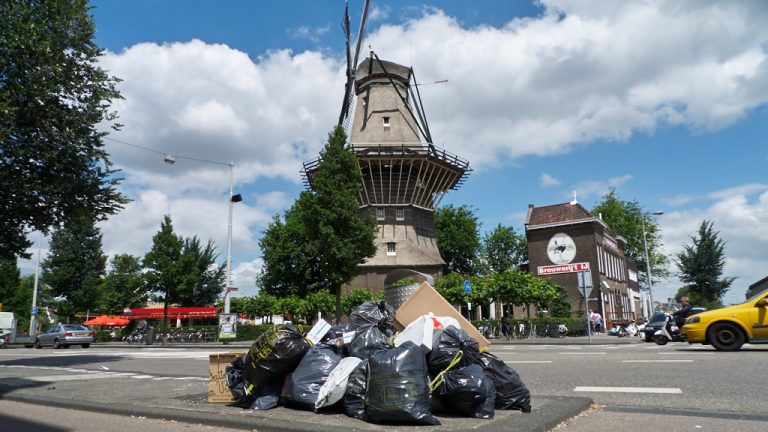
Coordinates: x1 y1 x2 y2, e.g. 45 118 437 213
304 1 471 292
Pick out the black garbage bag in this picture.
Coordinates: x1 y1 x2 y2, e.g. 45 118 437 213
320 324 347 356
283 343 342 410
436 364 495 419
242 324 310 398
347 322 392 360
348 300 394 331
365 341 440 425
428 326 480 376
342 359 368 420
226 356 281 410
475 352 531 413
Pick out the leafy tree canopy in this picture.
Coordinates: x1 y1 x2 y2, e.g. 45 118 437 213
434 204 482 275
675 220 735 308
99 254 147 314
0 0 126 259
592 188 668 286
41 212 107 319
482 224 527 273
258 126 376 321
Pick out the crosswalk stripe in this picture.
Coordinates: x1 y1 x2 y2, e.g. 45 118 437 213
622 360 693 363
574 386 682 394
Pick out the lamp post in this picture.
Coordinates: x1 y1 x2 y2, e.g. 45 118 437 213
642 210 664 317
164 155 239 314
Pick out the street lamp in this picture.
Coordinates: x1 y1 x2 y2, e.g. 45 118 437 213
164 155 239 314
642 210 664 317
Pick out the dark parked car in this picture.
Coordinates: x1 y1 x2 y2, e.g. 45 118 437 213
641 308 706 342
34 323 94 349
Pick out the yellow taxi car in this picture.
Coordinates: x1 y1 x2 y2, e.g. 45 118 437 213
682 288 768 351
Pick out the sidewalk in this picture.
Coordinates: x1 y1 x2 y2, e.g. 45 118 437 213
0 338 603 431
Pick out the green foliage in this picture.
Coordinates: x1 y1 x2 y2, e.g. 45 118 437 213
592 188 668 286
0 0 126 260
434 204 482 275
143 216 190 327
675 220 735 306
304 290 336 322
0 259 21 307
482 224 527 273
435 272 470 305
99 254 147 314
259 126 376 321
341 289 378 316
42 212 107 319
180 237 225 306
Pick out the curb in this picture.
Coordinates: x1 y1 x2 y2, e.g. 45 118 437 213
0 388 593 432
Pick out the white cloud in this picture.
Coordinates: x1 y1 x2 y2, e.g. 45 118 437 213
231 258 264 297
655 184 768 305
362 1 768 167
539 172 562 187
572 174 633 200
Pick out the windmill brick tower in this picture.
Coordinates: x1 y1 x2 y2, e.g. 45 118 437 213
303 2 470 292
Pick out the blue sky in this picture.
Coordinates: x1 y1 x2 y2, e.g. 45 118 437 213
19 1 768 305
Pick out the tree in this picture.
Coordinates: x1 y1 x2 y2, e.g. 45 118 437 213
143 216 193 330
592 188 668 286
259 126 376 322
99 254 147 315
0 0 126 260
180 237 225 306
0 259 21 307
341 289 377 316
482 224 527 273
676 220 735 308
434 204 482 275
41 212 107 320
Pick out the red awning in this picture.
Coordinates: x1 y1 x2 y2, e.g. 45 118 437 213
121 307 219 320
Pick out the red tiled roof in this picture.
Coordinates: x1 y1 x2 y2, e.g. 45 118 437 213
527 202 594 227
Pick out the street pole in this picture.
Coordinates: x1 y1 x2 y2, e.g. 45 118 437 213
30 232 42 337
225 161 234 315
641 211 663 318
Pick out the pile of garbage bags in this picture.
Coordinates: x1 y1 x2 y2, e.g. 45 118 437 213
226 300 531 425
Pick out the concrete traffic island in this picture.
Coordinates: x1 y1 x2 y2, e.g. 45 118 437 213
0 374 592 432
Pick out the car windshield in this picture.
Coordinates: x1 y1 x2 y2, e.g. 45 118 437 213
649 314 666 323
746 287 768 302
62 324 87 331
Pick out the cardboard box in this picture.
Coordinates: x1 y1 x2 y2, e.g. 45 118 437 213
394 281 491 349
208 352 244 403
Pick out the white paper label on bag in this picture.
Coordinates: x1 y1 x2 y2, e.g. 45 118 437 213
306 318 332 345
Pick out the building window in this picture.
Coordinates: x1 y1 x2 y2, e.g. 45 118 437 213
376 207 385 221
383 116 390 128
387 242 396 256
396 207 404 221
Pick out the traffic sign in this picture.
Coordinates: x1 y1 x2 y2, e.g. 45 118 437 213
31 306 38 315
463 280 472 295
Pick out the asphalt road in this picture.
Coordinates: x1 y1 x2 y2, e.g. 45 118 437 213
1 341 766 431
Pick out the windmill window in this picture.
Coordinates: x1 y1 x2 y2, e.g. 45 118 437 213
376 207 385 221
383 117 390 128
387 242 397 256
396 207 404 221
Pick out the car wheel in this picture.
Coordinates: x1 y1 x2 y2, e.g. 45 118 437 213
53 339 61 349
34 339 41 349
708 323 745 351
644 333 654 342
81 344 90 348
654 334 668 345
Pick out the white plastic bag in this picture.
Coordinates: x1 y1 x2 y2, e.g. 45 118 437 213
394 313 461 351
314 356 363 411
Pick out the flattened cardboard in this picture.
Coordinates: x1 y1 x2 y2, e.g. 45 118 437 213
208 352 244 403
394 281 491 349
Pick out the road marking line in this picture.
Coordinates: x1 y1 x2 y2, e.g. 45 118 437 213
25 373 116 382
574 386 682 394
505 361 552 364
658 352 714 355
558 352 606 355
622 360 694 363
129 375 155 379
